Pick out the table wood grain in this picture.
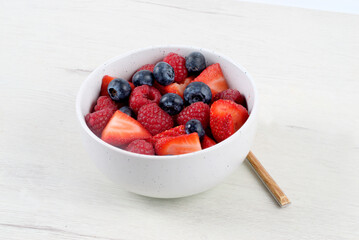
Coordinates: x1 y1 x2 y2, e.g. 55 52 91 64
1 0 358 239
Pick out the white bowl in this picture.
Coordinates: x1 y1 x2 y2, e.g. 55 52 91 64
76 45 258 198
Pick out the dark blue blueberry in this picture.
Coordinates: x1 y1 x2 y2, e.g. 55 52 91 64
153 62 175 86
132 70 154 87
183 82 212 105
119 106 135 118
185 119 205 140
185 52 206 75
159 93 184 115
107 78 131 102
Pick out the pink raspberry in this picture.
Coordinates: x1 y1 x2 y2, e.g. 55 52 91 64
137 103 174 135
129 85 162 113
126 139 155 155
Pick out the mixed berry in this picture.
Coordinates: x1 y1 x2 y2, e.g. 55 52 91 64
85 52 249 156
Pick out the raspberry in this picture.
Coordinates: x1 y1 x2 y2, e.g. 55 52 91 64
85 108 114 136
213 89 246 107
136 64 155 73
126 139 155 155
137 103 174 135
176 102 210 129
129 85 162 113
163 53 188 83
94 96 118 112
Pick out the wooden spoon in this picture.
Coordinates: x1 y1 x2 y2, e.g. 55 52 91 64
246 151 291 207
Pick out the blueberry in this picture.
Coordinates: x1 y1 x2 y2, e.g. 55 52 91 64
185 119 205 139
119 106 135 118
132 70 154 87
183 82 212 105
153 62 175 86
185 52 206 75
159 93 184 115
107 78 131 102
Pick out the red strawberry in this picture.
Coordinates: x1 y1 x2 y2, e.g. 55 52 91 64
136 64 155 73
101 110 151 146
155 133 201 156
129 82 135 91
193 63 228 96
201 135 216 149
210 99 249 142
85 108 115 136
213 89 246 107
100 75 115 96
162 76 194 99
176 102 210 128
137 103 174 135
126 139 154 155
129 85 162 113
94 96 118 112
151 125 186 144
163 53 188 83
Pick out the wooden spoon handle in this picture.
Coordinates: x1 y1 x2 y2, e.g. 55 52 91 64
246 151 291 207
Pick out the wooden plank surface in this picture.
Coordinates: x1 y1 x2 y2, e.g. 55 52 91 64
0 0 358 239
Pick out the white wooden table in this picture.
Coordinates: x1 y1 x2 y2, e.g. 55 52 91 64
1 1 358 239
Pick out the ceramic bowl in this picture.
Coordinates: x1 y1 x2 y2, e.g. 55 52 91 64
76 45 258 198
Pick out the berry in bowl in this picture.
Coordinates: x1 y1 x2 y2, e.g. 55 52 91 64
76 46 257 198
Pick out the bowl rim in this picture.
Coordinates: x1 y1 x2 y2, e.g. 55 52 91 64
76 45 258 160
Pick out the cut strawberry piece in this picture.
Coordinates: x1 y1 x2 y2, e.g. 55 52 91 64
201 135 216 149
162 76 194 99
155 133 201 156
210 99 249 142
100 75 115 96
101 110 151 146
193 63 228 96
151 125 186 144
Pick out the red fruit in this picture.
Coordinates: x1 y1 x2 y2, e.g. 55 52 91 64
129 82 135 91
176 102 210 128
155 133 202 156
163 53 188 83
94 96 118 112
193 63 229 96
100 75 115 96
137 103 174 135
210 99 249 142
162 76 194 99
151 125 186 144
213 89 246 106
201 135 216 149
126 139 155 155
136 64 155 73
101 110 151 146
129 85 162 113
85 108 115 136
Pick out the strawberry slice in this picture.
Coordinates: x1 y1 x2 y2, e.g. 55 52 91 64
163 76 194 99
100 75 115 96
151 125 186 144
193 63 229 96
201 135 216 149
101 110 151 146
155 133 202 156
210 99 249 142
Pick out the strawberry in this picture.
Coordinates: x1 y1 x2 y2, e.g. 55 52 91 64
210 99 249 142
101 110 151 146
162 76 194 99
155 133 201 156
176 102 210 128
193 63 228 96
163 53 188 83
201 135 216 149
100 75 115 96
151 125 186 144
126 139 155 155
85 108 115 136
